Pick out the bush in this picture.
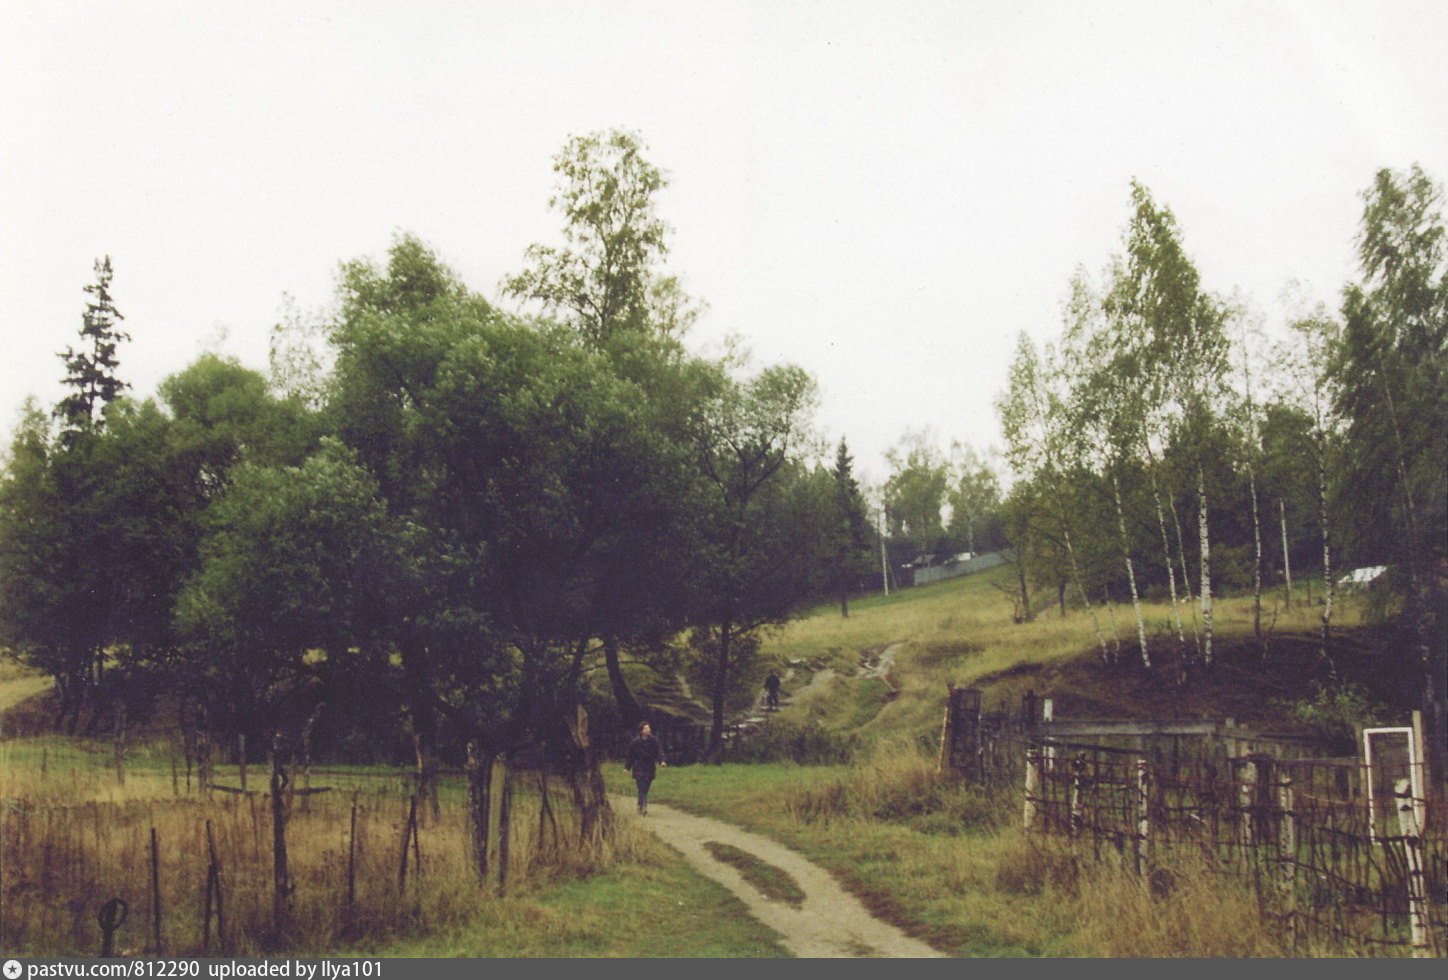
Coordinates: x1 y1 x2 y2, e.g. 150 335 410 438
723 718 857 765
1283 680 1383 754
784 749 1005 831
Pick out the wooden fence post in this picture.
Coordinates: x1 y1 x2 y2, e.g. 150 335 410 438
497 759 513 897
202 819 224 952
1042 699 1055 774
148 827 162 953
1134 757 1150 876
1394 778 1433 958
1023 748 1042 832
397 793 419 892
1277 771 1297 948
1236 756 1256 851
938 684 957 775
345 797 358 925
269 734 291 939
1068 753 1087 838
939 687 983 781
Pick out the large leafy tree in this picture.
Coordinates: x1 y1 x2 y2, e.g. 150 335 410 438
173 442 399 743
883 429 949 555
503 128 699 352
502 130 711 722
692 364 820 759
1109 182 1230 669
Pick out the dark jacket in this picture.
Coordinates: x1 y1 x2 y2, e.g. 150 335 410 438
625 734 666 778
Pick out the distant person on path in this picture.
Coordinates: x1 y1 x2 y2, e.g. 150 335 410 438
624 721 667 815
764 672 781 710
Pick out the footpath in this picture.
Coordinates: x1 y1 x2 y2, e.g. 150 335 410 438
613 797 944 958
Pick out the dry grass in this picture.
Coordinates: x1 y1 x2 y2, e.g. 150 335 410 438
0 746 629 956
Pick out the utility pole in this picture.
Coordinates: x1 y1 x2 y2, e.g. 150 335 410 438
878 502 890 596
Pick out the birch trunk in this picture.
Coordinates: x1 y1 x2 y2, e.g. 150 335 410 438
1062 519 1112 665
1197 463 1214 668
1112 472 1150 668
1279 499 1293 610
1146 450 1187 655
1317 437 1334 656
1248 462 1264 659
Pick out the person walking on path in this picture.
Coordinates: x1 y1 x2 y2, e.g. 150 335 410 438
624 721 667 814
764 672 781 711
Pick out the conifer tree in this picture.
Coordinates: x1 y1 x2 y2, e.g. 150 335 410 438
57 256 129 446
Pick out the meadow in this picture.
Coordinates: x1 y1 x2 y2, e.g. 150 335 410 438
1 567 1412 957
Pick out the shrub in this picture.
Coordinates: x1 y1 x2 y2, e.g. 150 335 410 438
724 718 858 765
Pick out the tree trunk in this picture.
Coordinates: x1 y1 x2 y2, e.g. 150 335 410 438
1317 437 1334 657
1279 499 1293 610
1168 491 1203 661
1111 471 1150 668
466 742 491 882
1248 463 1264 659
1062 519 1112 665
602 635 642 726
1014 548 1033 623
706 622 732 762
1197 463 1214 669
269 737 291 940
1149 463 1188 658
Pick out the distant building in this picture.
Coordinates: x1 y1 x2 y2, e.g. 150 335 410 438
900 551 1004 587
1337 565 1387 591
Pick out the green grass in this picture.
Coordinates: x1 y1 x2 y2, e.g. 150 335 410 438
3 566 1392 958
650 760 1077 957
350 834 793 958
703 842 806 908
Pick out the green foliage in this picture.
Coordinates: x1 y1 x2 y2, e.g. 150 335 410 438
503 128 699 350
724 717 859 765
1283 680 1383 749
56 256 129 447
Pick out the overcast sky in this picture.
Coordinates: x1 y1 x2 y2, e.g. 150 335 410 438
3 0 1445 485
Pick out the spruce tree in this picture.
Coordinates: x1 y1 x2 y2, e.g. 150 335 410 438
56 256 129 446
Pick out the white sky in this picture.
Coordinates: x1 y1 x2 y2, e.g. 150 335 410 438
3 0 1445 485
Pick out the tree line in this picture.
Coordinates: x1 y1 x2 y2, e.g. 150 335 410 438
994 166 1445 749
0 130 878 770
2 141 1441 770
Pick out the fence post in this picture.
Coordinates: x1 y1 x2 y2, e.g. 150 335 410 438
269 734 291 940
148 827 162 953
1277 771 1297 948
1235 756 1254 851
345 797 358 926
1394 777 1433 958
1023 748 1042 832
397 793 419 892
497 759 513 897
1068 753 1087 839
1134 757 1150 877
1042 699 1056 774
939 687 983 781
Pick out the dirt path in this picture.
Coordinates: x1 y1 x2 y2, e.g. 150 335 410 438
616 796 944 958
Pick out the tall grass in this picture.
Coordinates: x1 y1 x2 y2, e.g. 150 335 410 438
0 746 624 956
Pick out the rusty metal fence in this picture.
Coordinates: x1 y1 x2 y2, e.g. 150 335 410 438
940 688 1446 956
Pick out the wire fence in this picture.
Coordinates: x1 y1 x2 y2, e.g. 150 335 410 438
940 689 1445 957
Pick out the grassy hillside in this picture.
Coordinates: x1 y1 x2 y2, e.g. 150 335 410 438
2 566 1417 957
644 565 1416 957
760 564 1406 749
